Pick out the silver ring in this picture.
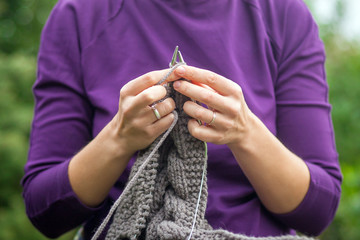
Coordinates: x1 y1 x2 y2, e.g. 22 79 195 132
208 111 216 126
151 105 161 120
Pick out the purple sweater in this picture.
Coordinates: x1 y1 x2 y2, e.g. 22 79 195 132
22 0 342 239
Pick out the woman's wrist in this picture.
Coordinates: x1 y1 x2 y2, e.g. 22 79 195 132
227 111 259 155
104 114 135 163
68 115 134 207
226 111 310 214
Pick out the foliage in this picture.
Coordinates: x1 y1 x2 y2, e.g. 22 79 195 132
0 52 76 240
0 0 72 239
326 39 360 165
0 0 55 55
319 38 360 240
0 53 34 208
0 0 360 239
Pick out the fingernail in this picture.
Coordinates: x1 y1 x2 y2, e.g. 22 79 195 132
176 66 185 75
173 81 181 89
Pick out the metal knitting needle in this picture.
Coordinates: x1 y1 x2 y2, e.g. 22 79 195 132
173 47 202 126
169 45 179 68
178 50 185 64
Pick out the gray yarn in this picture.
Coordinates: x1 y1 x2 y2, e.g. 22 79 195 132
93 64 315 240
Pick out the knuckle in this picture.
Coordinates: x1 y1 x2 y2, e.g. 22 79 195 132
189 124 198 137
223 119 235 130
206 71 216 85
143 127 154 138
131 118 142 130
187 67 195 79
216 134 226 144
143 91 155 103
237 86 243 96
119 86 129 99
143 73 158 85
201 91 214 103
226 82 242 96
164 99 175 113
121 104 132 116
228 105 239 116
233 84 243 96
194 107 206 120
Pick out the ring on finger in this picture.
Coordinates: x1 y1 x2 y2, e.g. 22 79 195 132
208 110 216 126
151 104 161 120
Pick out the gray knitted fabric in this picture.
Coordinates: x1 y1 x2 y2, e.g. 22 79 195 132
100 65 315 240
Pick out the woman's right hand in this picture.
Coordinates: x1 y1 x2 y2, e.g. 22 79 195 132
68 69 179 207
112 69 179 155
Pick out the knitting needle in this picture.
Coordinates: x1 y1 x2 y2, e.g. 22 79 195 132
173 48 202 126
178 50 185 64
169 45 179 68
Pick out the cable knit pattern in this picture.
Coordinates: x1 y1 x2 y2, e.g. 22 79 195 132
102 65 315 240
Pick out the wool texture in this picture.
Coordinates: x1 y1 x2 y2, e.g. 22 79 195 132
102 65 315 240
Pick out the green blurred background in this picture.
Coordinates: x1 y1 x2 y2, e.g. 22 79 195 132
0 0 359 239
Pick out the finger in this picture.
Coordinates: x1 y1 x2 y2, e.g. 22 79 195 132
183 101 218 126
148 112 176 139
192 81 217 93
121 69 181 97
173 80 230 113
174 65 241 96
132 85 167 110
147 98 176 123
187 119 222 143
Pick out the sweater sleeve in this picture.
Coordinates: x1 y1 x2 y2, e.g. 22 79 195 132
270 0 342 236
21 1 105 238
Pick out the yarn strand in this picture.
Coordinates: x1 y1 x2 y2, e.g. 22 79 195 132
187 141 208 240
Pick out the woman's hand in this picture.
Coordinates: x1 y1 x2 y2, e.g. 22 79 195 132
173 65 254 149
111 69 180 155
173 65 310 214
69 69 180 207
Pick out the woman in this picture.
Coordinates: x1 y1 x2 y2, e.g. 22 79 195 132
22 0 342 239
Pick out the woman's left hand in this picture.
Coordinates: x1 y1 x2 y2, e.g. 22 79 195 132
174 65 311 215
173 65 255 148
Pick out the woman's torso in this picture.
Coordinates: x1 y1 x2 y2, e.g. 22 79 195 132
79 0 289 238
